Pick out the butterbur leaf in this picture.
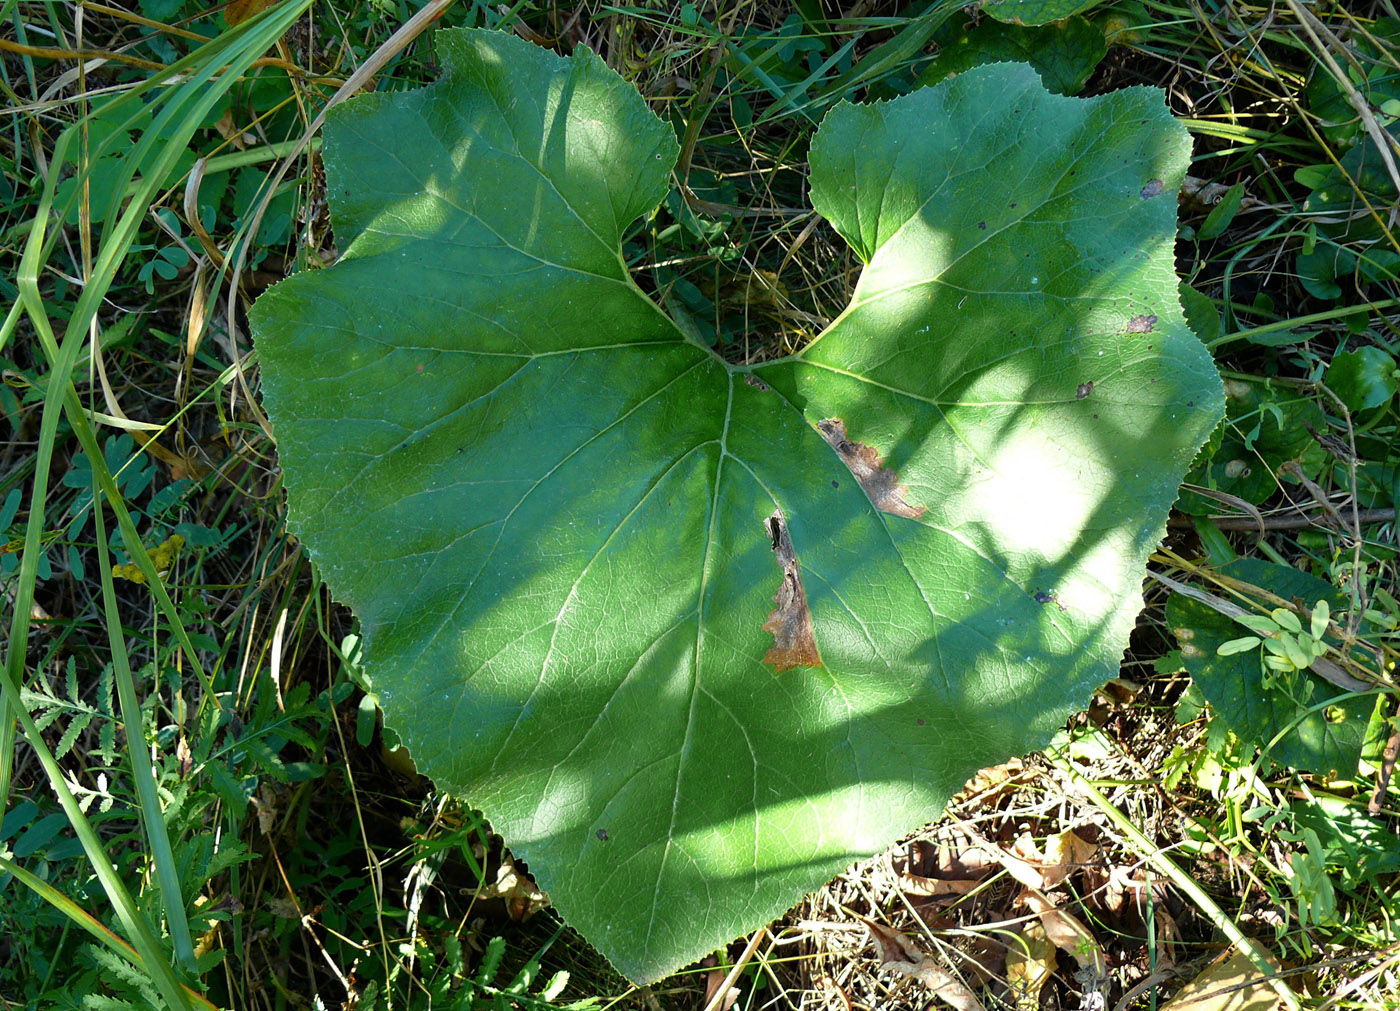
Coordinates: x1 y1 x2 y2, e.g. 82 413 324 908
251 29 1221 982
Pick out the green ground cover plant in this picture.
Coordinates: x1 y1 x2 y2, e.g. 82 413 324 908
2 0 1397 1008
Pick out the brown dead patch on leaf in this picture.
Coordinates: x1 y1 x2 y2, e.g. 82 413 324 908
1126 313 1158 334
762 512 821 673
817 418 925 519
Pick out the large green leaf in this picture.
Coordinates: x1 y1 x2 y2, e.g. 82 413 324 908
251 29 1222 983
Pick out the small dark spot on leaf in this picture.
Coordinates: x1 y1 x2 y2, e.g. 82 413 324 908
831 479 839 488
744 373 770 392
596 828 609 841
416 363 424 373
1126 314 1158 334
1140 178 1165 198
1092 413 1099 419
1076 381 1094 399
916 718 925 726
1010 202 1017 208
1187 400 1195 408
1034 590 1067 612
978 220 987 230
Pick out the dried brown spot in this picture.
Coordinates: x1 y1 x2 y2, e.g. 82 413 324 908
762 513 821 673
1125 314 1157 334
743 373 770 392
816 418 925 519
1140 178 1165 198
1076 381 1093 399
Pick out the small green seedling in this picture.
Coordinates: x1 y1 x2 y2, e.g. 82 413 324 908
1217 599 1331 685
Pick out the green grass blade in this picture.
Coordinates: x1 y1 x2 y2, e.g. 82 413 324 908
93 496 196 970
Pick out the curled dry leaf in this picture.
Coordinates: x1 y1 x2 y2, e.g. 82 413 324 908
1005 920 1056 1006
1022 887 1107 976
477 858 549 921
858 917 986 1011
977 834 1044 890
1041 828 1097 889
701 957 741 1011
1155 906 1182 970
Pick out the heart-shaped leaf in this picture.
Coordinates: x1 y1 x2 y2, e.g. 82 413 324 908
251 29 1222 982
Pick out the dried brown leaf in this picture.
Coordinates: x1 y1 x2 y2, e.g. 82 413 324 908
1005 921 1056 1005
477 858 548 921
858 917 986 1011
224 0 279 27
980 836 1044 890
1023 888 1106 976
1040 829 1096 889
701 958 741 1011
899 872 984 897
1161 940 1282 1011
